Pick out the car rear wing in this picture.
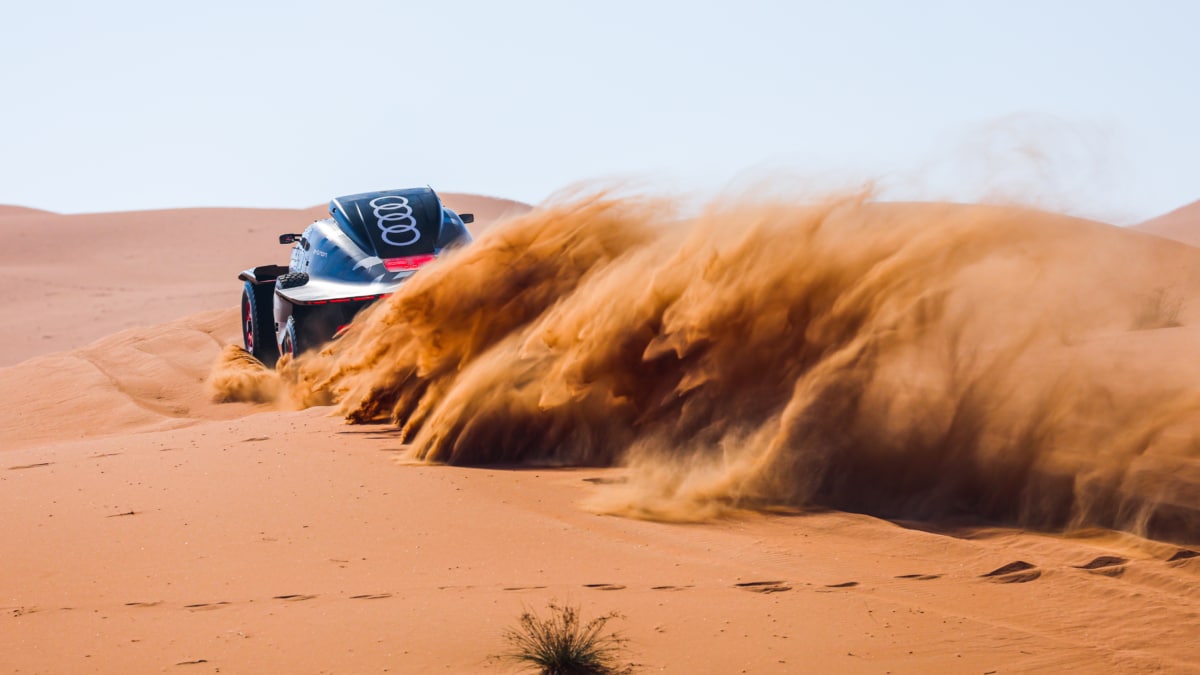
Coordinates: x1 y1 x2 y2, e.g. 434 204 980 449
238 264 290 285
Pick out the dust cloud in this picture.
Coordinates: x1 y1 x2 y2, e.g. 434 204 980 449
208 344 281 403
213 189 1200 541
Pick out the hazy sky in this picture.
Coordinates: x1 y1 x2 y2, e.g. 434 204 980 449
1 0 1196 222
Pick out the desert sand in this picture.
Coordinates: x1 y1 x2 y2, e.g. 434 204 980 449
1 191 1198 674
1135 200 1200 248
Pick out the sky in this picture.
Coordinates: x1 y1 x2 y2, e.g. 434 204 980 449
1 0 1196 223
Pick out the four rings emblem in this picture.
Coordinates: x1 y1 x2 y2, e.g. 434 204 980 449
371 195 421 246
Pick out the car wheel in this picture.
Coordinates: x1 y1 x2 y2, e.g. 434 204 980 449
281 316 304 359
242 282 280 367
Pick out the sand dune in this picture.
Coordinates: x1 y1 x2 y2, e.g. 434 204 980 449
0 192 529 449
2 190 1199 673
0 309 266 451
438 191 534 231
0 194 527 367
0 205 54 217
0 205 322 366
1134 199 1200 247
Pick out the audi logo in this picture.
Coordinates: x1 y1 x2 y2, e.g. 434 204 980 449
371 195 421 246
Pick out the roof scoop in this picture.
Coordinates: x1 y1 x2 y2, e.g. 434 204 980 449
329 187 443 258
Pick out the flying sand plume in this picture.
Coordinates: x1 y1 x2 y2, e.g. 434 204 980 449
208 344 280 403
211 189 1200 541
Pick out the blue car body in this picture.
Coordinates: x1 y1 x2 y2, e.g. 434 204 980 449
237 187 473 365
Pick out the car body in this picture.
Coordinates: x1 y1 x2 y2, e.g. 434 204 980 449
238 187 473 366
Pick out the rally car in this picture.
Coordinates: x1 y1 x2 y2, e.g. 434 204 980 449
238 187 473 366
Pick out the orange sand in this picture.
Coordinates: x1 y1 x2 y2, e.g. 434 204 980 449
1 191 1198 673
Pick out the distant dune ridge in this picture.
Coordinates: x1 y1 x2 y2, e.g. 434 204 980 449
211 190 1200 542
0 193 528 367
0 192 530 447
1133 199 1200 247
0 204 55 217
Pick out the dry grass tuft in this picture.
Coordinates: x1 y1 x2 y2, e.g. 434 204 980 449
498 601 632 675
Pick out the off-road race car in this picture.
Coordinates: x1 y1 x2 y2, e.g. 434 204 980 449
238 187 473 366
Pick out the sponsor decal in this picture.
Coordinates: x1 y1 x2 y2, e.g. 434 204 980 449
371 195 421 246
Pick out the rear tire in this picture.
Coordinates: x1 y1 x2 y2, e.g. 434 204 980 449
281 311 340 359
241 282 280 368
280 316 315 359
280 317 298 359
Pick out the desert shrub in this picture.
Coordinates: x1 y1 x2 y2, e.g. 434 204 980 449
498 601 632 675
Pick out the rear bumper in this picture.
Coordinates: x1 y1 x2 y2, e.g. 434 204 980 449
274 277 404 306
